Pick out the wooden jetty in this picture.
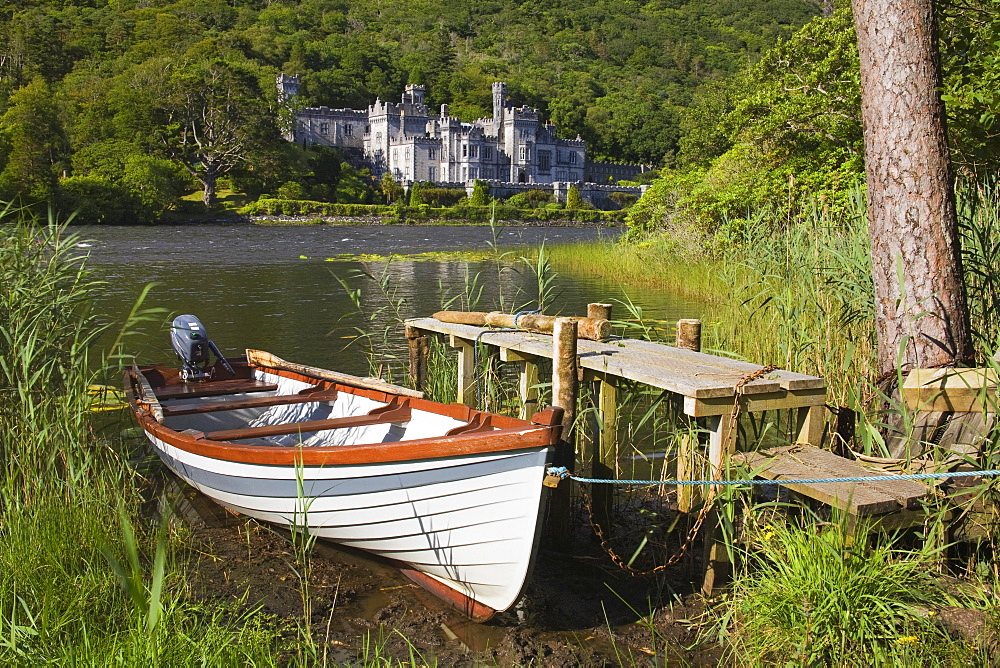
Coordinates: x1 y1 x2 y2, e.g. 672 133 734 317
403 310 939 594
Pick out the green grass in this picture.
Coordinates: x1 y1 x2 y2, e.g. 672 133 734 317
181 187 249 210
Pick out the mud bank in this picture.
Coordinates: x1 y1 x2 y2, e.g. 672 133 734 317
167 480 721 665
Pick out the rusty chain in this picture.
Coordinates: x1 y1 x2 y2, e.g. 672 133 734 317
580 364 779 576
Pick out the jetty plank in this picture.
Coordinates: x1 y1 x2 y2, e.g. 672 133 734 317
737 445 928 515
404 317 798 400
904 367 999 412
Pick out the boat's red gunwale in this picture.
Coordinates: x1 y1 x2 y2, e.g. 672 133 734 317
125 365 561 467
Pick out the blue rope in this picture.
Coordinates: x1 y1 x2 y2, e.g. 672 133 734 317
545 466 1000 486
513 309 540 327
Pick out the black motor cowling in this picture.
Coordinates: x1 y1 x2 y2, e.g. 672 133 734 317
170 315 234 381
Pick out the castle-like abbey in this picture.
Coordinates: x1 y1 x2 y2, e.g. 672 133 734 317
278 75 642 189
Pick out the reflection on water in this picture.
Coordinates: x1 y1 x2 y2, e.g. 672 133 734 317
81 224 702 375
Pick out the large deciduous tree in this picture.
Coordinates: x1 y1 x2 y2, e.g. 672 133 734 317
161 59 280 206
852 0 972 376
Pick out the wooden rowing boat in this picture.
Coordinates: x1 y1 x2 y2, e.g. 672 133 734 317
124 349 562 621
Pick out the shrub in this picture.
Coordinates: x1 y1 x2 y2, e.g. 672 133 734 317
408 181 424 206
566 185 585 209
469 179 490 205
608 192 638 209
276 181 306 200
421 187 466 207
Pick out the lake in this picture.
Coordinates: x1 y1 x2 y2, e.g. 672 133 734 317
80 223 702 376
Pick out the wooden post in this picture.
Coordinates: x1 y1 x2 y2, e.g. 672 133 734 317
586 302 616 532
588 302 613 321
590 373 617 533
702 410 737 596
676 318 702 513
553 318 579 440
449 335 476 407
676 318 702 351
519 358 540 420
675 425 700 513
795 405 826 446
549 318 578 547
405 325 429 392
499 348 540 420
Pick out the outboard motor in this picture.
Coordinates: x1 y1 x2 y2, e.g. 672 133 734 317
170 314 235 381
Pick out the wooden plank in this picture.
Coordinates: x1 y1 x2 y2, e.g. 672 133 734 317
614 339 825 391
156 379 278 401
937 412 994 460
247 349 424 399
407 318 826 402
884 410 950 459
407 318 798 399
203 402 412 441
904 367 999 412
737 446 928 515
684 387 827 417
161 390 339 417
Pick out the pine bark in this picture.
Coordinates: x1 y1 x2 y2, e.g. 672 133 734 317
852 0 972 376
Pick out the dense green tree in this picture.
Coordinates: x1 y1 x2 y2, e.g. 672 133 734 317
380 171 404 203
0 79 68 203
334 163 374 203
939 0 1000 174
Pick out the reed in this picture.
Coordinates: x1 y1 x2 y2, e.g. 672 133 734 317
0 208 281 663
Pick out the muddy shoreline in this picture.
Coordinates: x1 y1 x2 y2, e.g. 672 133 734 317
163 477 721 665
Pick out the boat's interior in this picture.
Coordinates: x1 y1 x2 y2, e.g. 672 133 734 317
149 368 489 447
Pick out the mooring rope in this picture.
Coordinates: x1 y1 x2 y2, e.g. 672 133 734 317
546 466 1000 486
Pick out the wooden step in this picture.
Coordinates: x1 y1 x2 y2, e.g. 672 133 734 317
735 445 929 516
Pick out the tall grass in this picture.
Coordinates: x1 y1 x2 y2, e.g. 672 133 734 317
0 209 281 663
715 519 966 665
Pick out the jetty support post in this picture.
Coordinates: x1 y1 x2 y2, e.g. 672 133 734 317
586 303 616 532
675 318 703 513
449 334 476 406
499 348 540 420
405 325 429 392
549 318 579 546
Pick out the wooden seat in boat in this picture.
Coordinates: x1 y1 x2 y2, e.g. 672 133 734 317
155 379 279 401
161 389 339 417
200 398 412 442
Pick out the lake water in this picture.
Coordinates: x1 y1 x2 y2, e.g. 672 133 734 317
81 224 702 376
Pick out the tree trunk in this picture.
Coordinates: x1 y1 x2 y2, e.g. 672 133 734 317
201 167 217 207
852 0 973 377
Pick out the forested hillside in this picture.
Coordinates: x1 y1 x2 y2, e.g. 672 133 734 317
628 1 1000 241
0 0 818 221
